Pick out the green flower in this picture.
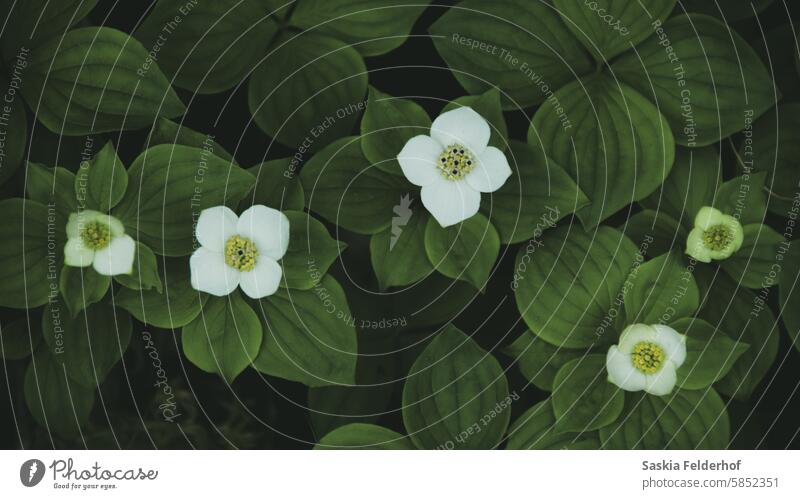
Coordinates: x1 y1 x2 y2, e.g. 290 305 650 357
685 206 744 263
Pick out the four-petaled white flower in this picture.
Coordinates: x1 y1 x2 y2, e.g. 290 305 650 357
685 206 744 263
190 205 289 299
64 210 136 276
606 324 687 396
397 106 512 227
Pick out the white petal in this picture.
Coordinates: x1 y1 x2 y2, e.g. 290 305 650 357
686 227 712 263
606 346 647 392
430 107 490 155
64 238 94 267
66 210 102 238
466 146 512 193
420 176 481 228
617 324 658 354
397 135 443 187
238 256 282 299
652 324 687 367
644 365 677 396
92 235 136 276
196 205 238 252
105 214 126 237
237 205 290 260
190 247 240 296
694 206 725 231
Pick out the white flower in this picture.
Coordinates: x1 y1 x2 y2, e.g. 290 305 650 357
64 210 136 276
606 324 687 396
685 206 744 263
190 205 289 299
397 106 512 227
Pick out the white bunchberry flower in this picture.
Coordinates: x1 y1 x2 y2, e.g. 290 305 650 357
397 106 511 227
64 210 135 276
190 205 289 299
606 324 687 396
685 206 744 263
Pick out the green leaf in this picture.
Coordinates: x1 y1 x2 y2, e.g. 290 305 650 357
26 163 78 220
309 383 394 438
315 424 415 450
290 0 431 57
430 0 593 108
624 251 699 325
0 0 97 60
245 160 305 212
739 103 800 217
41 301 132 387
59 266 111 318
715 172 768 225
671 318 749 390
74 142 128 212
300 136 411 234
722 224 785 289
514 225 639 348
248 32 367 149
402 325 511 449
0 72 27 186
442 88 509 151
360 87 431 176
613 14 776 146
641 146 722 229
114 242 163 292
682 0 774 22
552 354 624 432
147 118 234 163
281 210 344 290
370 207 433 289
600 389 730 449
506 399 601 450
389 273 477 330
182 292 262 383
699 273 779 400
553 0 676 61
116 259 207 329
25 349 95 438
135 0 277 94
23 27 185 135
424 213 499 291
502 330 588 392
779 243 800 352
482 141 588 244
619 209 686 257
253 275 358 386
530 74 675 227
0 316 41 360
0 199 60 309
113 144 255 256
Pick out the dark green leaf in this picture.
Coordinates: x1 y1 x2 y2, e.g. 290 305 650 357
0 316 41 360
402 325 511 449
681 0 774 22
424 212 499 291
182 291 263 383
430 0 593 108
779 243 800 352
552 354 624 432
248 32 367 149
147 118 234 163
624 251 699 324
24 27 185 135
59 266 111 318
715 172 768 225
74 142 127 212
722 224 785 289
442 88 508 150
671 317 749 390
506 399 601 449
0 72 27 186
613 14 776 146
281 210 344 290
600 389 730 449
370 207 433 289
619 209 686 257
245 160 305 212
26 163 78 220
502 330 588 392
530 74 675 227
315 423 415 450
300 136 411 234
253 275 358 386
514 225 639 348
114 242 163 292
1 0 97 60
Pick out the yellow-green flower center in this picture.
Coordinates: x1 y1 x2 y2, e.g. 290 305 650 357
81 220 111 250
702 224 734 251
631 341 665 374
437 143 476 180
225 235 258 271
